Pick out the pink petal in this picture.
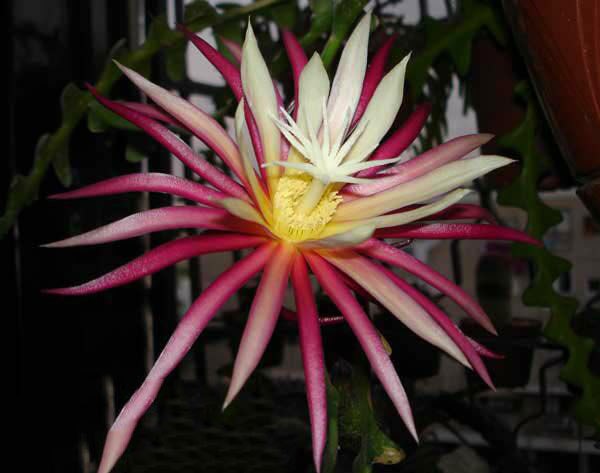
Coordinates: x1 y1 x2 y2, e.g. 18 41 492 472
178 25 243 100
428 203 498 224
377 265 494 389
223 244 295 407
305 252 418 441
95 243 275 473
359 239 497 334
115 102 182 126
219 36 242 63
467 337 505 359
352 34 398 127
376 223 541 246
346 133 493 197
88 85 249 196
291 256 327 472
357 103 431 178
44 233 266 295
42 207 265 248
281 29 308 120
243 99 269 185
48 173 225 206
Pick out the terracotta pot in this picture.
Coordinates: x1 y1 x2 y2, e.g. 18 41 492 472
502 0 600 221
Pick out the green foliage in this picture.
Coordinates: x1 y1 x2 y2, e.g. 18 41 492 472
327 359 405 473
497 84 600 431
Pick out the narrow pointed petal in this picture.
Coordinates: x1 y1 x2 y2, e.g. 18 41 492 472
334 155 512 221
428 203 498 224
235 100 273 221
218 198 267 226
320 249 469 366
108 68 246 183
352 34 398 126
344 134 495 197
241 24 280 189
95 243 275 473
116 102 182 126
376 222 541 246
302 223 375 249
291 53 330 165
219 36 242 63
357 103 431 178
282 29 308 120
359 239 497 334
42 207 264 248
88 85 248 196
385 133 495 174
305 252 418 441
224 244 295 407
467 337 504 359
44 233 265 295
326 12 371 144
178 25 243 99
48 173 225 206
291 256 327 473
343 54 411 165
243 99 268 182
369 189 471 229
377 266 494 388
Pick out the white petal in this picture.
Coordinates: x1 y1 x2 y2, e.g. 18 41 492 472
300 224 375 249
333 156 513 221
343 54 411 164
326 12 371 145
370 188 471 228
241 24 280 171
297 54 330 137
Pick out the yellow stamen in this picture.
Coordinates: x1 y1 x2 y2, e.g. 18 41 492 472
271 174 342 242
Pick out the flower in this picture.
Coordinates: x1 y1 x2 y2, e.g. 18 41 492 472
45 12 539 473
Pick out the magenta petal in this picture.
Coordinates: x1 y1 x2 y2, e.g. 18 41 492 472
357 103 431 178
224 244 295 407
87 86 249 198
305 252 418 441
48 173 226 206
347 133 494 196
42 207 264 248
467 337 505 359
281 29 308 120
377 265 494 388
115 102 182 126
243 99 269 185
352 34 397 127
429 203 498 224
178 25 243 100
44 233 266 295
291 256 327 472
219 36 242 63
360 239 497 334
95 243 275 473
376 223 541 246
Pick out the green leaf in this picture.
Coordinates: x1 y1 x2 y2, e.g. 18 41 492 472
301 0 334 47
87 101 140 133
321 0 369 69
56 83 87 186
334 360 405 473
497 83 600 431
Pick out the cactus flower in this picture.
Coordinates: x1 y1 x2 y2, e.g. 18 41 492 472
45 13 539 473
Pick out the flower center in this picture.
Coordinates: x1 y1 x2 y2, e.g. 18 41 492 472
271 174 342 242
